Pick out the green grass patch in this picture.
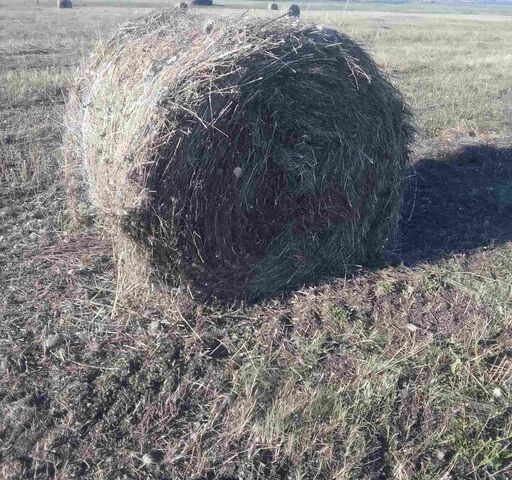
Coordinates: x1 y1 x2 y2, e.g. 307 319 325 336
0 67 72 104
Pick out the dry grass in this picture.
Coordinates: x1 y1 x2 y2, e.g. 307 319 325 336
0 68 71 105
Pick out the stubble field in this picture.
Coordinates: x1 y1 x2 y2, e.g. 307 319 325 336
0 1 511 479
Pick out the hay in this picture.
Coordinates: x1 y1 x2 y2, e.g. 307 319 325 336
64 10 413 302
288 3 300 17
268 2 279 10
58 0 72 8
177 1 188 9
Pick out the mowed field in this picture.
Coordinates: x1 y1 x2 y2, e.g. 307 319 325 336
1 1 511 479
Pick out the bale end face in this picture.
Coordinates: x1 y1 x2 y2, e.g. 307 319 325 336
65 12 413 302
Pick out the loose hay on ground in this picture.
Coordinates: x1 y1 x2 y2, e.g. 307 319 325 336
64 10 413 302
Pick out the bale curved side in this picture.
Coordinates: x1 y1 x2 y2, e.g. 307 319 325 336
64 11 413 302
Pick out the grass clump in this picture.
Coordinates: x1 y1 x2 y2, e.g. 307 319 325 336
0 68 71 105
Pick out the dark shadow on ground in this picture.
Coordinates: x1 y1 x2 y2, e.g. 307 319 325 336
396 143 512 264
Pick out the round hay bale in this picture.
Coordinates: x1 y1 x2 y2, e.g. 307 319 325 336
64 12 413 302
177 1 188 9
288 4 300 17
268 2 279 10
58 0 72 8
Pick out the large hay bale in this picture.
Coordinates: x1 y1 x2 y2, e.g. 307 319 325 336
268 2 279 10
64 11 413 302
58 0 72 8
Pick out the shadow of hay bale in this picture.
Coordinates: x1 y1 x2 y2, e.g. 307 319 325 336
63 10 413 304
397 144 512 264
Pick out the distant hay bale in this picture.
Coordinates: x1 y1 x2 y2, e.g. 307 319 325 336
268 2 279 10
58 0 72 8
64 11 413 302
288 4 300 16
177 1 188 9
